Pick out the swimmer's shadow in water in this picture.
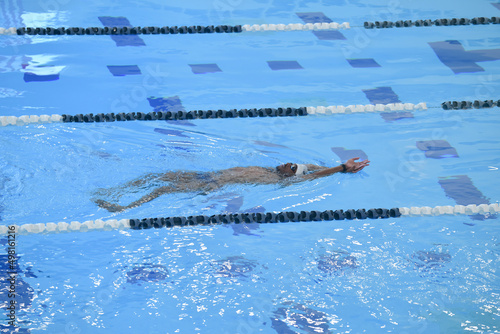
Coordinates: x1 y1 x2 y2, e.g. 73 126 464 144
410 250 452 278
195 193 266 237
316 251 358 276
211 256 266 279
270 302 333 334
119 263 170 286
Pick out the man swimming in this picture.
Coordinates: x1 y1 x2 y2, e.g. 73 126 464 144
93 157 369 212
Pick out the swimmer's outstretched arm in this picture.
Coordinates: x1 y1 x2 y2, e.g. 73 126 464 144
302 157 370 180
304 164 328 171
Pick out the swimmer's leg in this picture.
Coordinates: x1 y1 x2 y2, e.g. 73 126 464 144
94 186 177 212
158 171 183 182
93 199 126 213
121 173 164 188
93 173 164 200
175 172 222 193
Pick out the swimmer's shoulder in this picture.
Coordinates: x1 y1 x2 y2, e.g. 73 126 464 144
222 166 274 174
218 166 279 183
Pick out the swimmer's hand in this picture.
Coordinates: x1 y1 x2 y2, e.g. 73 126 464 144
302 157 370 179
344 157 370 173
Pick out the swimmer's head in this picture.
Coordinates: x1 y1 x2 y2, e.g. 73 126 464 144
275 163 308 177
294 164 308 176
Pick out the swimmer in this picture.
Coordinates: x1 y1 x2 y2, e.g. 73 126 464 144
93 157 369 212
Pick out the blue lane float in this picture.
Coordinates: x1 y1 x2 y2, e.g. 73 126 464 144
128 208 402 230
60 107 309 123
12 25 243 36
441 99 498 110
364 16 500 29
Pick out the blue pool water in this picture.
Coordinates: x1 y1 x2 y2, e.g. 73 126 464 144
1 0 500 333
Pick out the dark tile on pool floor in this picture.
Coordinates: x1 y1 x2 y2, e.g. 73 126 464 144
438 175 495 220
157 142 194 153
244 205 265 213
166 120 196 127
215 195 263 237
189 63 222 74
125 264 169 285
416 140 459 159
267 61 303 70
223 196 244 213
98 16 146 47
230 223 260 237
98 16 133 27
256 149 279 154
438 175 489 205
154 128 189 138
347 58 381 68
429 40 500 74
411 251 451 271
107 65 141 76
362 86 401 104
331 147 368 162
317 252 358 274
296 12 333 23
272 303 332 333
380 112 414 122
148 96 186 112
24 72 59 82
214 256 258 277
312 30 347 40
363 87 414 122
111 34 146 47
0 251 35 314
254 140 288 148
296 12 346 40
232 206 265 236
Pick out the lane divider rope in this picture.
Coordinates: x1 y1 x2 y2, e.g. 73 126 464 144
1 99 497 127
1 25 242 35
0 102 422 127
1 16 498 36
1 203 498 236
0 22 350 36
364 16 500 29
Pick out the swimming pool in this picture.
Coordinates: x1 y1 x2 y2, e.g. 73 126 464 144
1 0 499 332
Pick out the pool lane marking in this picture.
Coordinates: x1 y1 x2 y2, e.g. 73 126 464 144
1 203 498 236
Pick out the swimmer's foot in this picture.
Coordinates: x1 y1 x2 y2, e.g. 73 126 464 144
93 199 126 213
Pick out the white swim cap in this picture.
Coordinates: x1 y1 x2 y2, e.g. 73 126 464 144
295 164 308 176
